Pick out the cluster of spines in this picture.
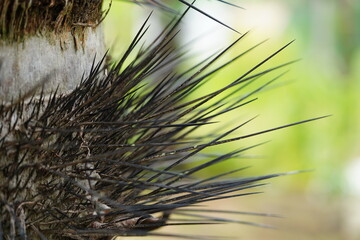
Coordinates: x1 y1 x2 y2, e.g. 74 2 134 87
0 4 327 240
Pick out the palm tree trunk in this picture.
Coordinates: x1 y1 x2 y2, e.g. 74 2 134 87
0 1 105 239
0 0 106 101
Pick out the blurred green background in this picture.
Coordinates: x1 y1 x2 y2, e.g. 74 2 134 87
103 0 360 239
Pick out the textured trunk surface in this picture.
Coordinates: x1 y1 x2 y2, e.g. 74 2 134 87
0 1 104 239
0 0 105 102
0 27 105 101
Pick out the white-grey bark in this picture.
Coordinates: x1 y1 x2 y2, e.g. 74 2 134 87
0 26 106 102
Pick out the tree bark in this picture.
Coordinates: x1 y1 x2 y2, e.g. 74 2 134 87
0 0 106 101
0 1 105 239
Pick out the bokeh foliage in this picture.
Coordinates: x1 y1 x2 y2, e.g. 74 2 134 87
103 0 360 195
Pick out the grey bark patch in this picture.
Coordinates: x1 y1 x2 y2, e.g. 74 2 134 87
0 26 106 102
